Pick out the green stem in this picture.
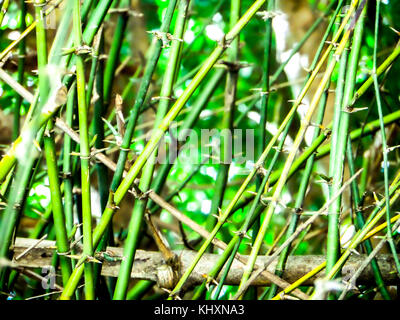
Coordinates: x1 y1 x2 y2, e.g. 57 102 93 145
126 280 155 300
0 0 9 26
12 0 26 141
60 0 269 300
113 0 189 299
109 0 178 193
237 0 359 296
0 0 49 290
371 0 400 276
103 0 131 106
205 0 241 236
43 120 72 286
346 138 391 299
73 0 94 300
63 84 77 234
327 3 366 277
147 68 226 210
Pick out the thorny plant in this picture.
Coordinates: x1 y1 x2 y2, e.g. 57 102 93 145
0 0 399 300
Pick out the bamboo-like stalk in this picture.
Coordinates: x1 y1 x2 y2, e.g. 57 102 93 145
205 0 241 235
236 0 361 297
326 3 366 278
73 0 95 300
232 169 363 299
60 0 271 300
109 0 178 194
0 0 114 184
0 0 9 26
266 84 330 299
43 120 72 286
272 178 400 299
212 173 268 300
11 0 26 141
171 1 360 298
231 45 400 194
257 0 273 169
91 29 115 297
147 68 226 209
113 0 190 299
103 0 131 106
194 115 305 300
346 139 391 299
248 1 274 297
265 0 344 298
63 84 77 234
126 280 155 300
0 0 50 290
372 0 400 275
323 171 400 283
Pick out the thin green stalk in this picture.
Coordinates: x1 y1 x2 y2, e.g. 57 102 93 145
0 0 9 26
126 280 155 300
109 0 178 193
12 0 26 141
372 0 400 276
252 0 273 298
265 1 345 298
92 29 114 294
196 114 298 300
192 205 264 300
257 0 274 167
248 2 274 297
85 30 103 109
0 149 40 290
269 0 338 85
91 32 108 215
237 0 359 296
82 0 114 48
147 68 226 210
327 3 366 277
346 138 391 299
60 0 270 300
326 41 349 281
322 175 400 286
266 85 330 299
63 84 77 234
113 0 189 300
0 0 49 290
0 0 114 184
212 164 269 300
328 19 349 178
43 120 72 286
205 0 241 235
103 0 131 106
73 0 95 300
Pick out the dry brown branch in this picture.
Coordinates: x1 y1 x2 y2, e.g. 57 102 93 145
11 237 400 292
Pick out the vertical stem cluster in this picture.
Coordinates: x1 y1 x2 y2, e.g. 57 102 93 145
113 0 188 300
205 0 241 234
327 3 366 276
73 0 94 300
371 0 400 274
